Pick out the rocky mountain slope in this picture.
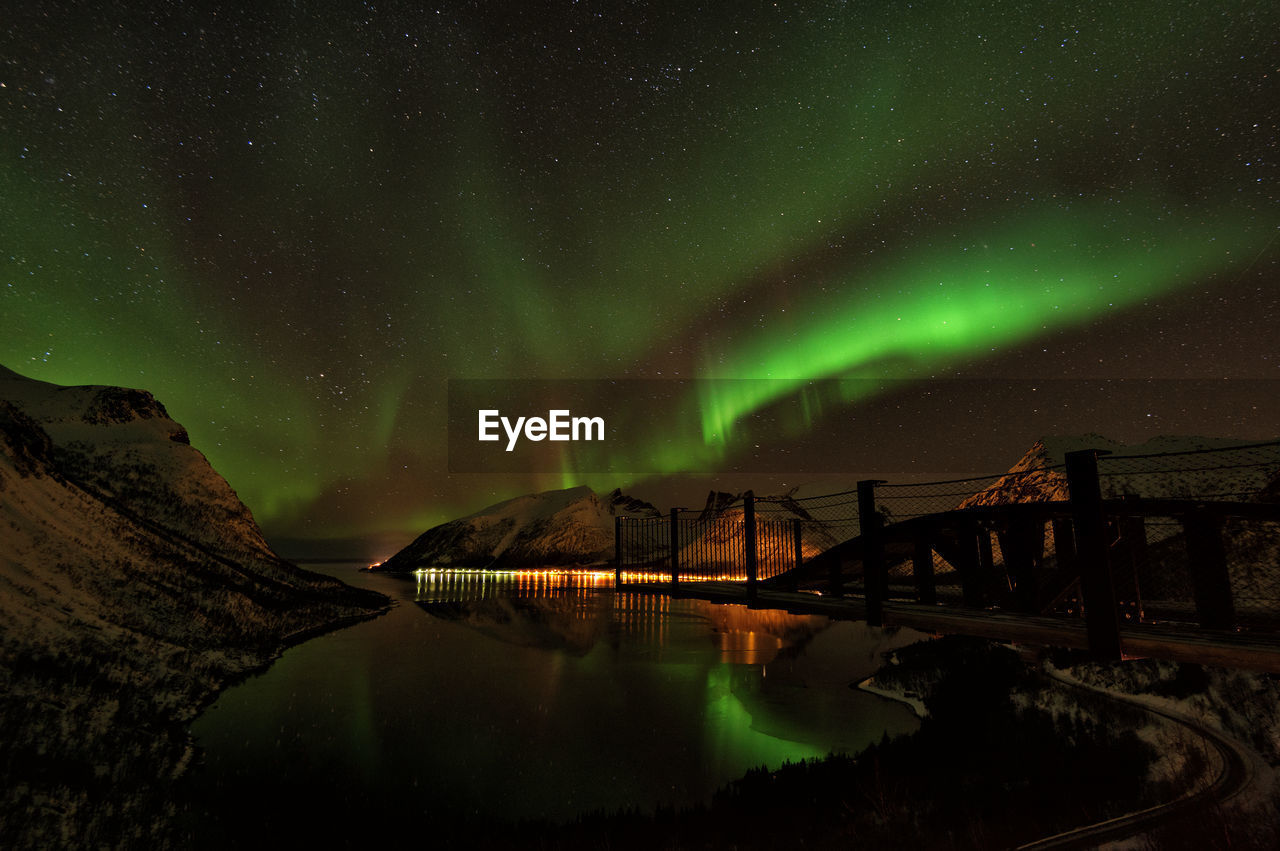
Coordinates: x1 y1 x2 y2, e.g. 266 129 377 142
379 485 663 569
948 433 1280 617
960 434 1279 508
0 366 387 848
673 490 845 574
381 484 848 576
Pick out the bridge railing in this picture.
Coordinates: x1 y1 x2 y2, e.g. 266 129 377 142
615 440 1280 656
1096 501 1280 632
857 441 1280 655
1094 440 1280 501
615 497 837 589
1090 442 1280 629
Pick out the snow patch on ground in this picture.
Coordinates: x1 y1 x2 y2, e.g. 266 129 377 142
856 676 929 718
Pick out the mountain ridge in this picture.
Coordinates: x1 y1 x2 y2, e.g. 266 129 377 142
0 365 388 847
378 485 664 570
961 433 1279 508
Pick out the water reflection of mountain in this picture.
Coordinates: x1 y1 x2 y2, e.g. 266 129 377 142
413 569 832 663
704 605 829 665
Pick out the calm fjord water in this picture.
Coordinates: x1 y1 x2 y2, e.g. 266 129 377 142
178 564 920 844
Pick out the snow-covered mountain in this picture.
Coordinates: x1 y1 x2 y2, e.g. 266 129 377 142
381 483 858 574
960 434 1279 508
676 491 846 574
0 365 386 846
378 485 663 569
948 433 1280 618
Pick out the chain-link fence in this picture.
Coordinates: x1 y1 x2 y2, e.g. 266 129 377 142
614 516 672 581
756 490 861 562
616 498 841 583
856 441 1280 631
615 440 1280 638
877 468 1069 518
1092 441 1280 630
1097 505 1280 631
1096 440 1280 501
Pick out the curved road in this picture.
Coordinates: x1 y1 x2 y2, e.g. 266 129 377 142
1017 667 1255 850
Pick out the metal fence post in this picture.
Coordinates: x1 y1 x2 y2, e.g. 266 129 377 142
858 480 887 627
614 515 623 588
999 516 1043 614
744 492 757 599
913 533 936 605
959 524 984 608
1064 449 1122 660
790 518 803 592
670 507 680 590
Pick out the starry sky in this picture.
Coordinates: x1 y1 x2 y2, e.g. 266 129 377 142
2 1 1276 554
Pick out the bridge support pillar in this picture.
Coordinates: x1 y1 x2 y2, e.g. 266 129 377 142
858 480 888 626
999 517 1044 614
1065 449 1122 661
977 526 995 595
959 527 984 608
1183 509 1234 630
829 557 845 598
913 534 936 606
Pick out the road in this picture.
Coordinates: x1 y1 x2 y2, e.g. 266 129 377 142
1017 666 1255 849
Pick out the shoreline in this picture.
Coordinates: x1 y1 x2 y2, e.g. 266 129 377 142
180 589 392 725
177 561 393 731
856 676 929 718
0 563 392 850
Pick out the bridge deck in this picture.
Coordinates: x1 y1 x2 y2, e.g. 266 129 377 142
623 581 1280 674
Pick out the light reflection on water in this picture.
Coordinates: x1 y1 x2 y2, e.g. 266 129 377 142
413 568 806 665
181 565 924 844
413 566 616 602
411 566 682 601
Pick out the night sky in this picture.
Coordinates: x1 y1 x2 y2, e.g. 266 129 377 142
3 1 1276 553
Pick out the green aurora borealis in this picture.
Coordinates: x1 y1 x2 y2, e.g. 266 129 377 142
2 1 1276 551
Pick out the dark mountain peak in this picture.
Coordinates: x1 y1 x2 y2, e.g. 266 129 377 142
701 490 742 516
606 487 661 517
82 386 171 426
1 366 386 844
0 399 55 477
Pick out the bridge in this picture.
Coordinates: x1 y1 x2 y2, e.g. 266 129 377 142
614 440 1280 672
